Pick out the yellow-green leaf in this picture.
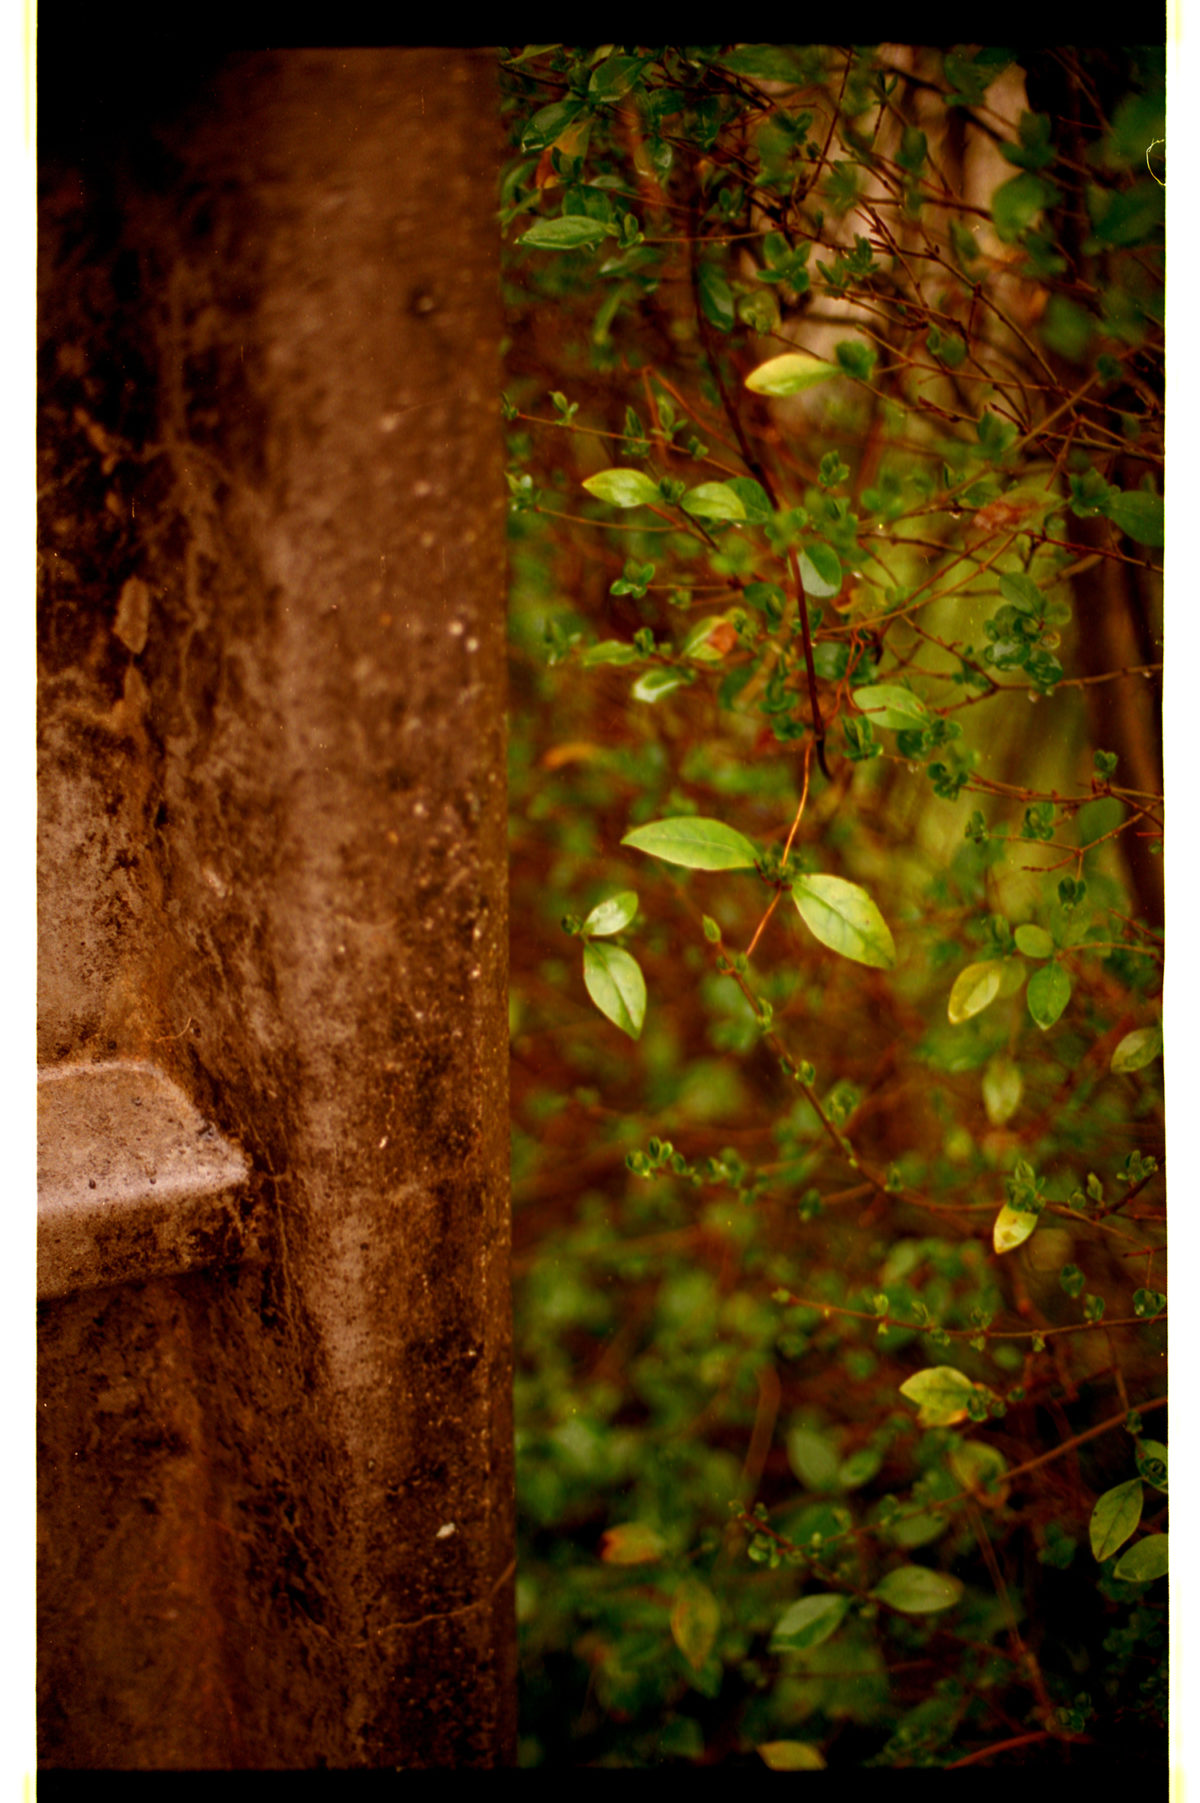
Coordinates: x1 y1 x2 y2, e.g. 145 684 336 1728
1113 1533 1168 1583
1090 1479 1144 1561
899 1365 977 1427
1111 1025 1163 1074
993 1201 1038 1256
680 481 746 521
744 351 839 395
791 874 895 969
870 1565 964 1614
769 1592 850 1653
670 1577 721 1670
582 467 662 508
982 1054 1022 1125
758 1741 827 1771
583 941 646 1039
852 684 929 731
948 960 1003 1024
583 890 638 937
622 816 758 870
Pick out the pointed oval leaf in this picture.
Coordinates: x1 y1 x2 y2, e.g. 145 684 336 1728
622 817 758 870
1028 961 1071 1030
587 53 645 103
1014 923 1055 958
769 1592 851 1653
1111 1025 1163 1074
993 1201 1038 1256
758 1742 827 1771
797 542 842 598
852 684 929 730
521 97 586 152
583 890 639 937
583 941 646 1039
583 467 663 508
787 1425 842 1492
1113 1533 1168 1583
521 215 610 251
871 1566 964 1614
999 571 1045 614
982 1054 1023 1126
948 960 1003 1025
791 874 895 969
838 1447 883 1491
670 1577 721 1671
948 1440 1009 1502
631 668 691 702
899 1366 977 1427
681 481 746 521
725 476 774 522
1105 489 1163 547
745 351 839 395
1090 1478 1144 1561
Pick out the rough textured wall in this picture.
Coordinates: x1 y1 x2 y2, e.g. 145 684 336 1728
38 48 514 1767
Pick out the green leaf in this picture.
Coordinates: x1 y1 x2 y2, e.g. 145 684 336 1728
993 1201 1038 1256
715 45 810 81
1090 1478 1143 1561
622 816 758 870
899 1366 977 1427
797 542 842 597
947 960 1003 1025
697 263 735 331
1135 1440 1168 1493
758 1742 827 1772
1104 489 1164 547
1014 923 1055 958
587 54 645 104
583 891 638 937
581 639 639 667
724 476 774 522
583 942 646 1039
791 874 895 969
999 571 1045 615
583 467 663 508
744 351 839 395
520 215 611 251
631 668 691 702
852 684 928 731
670 1576 721 1671
681 481 747 521
948 1440 1009 1498
1027 962 1071 1030
769 1592 851 1653
870 1566 964 1614
982 1054 1022 1126
838 1447 883 1490
992 171 1055 243
521 98 586 153
1113 1534 1168 1584
787 1425 842 1491
1111 1025 1162 1074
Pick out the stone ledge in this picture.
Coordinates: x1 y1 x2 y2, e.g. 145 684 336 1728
37 1060 256 1300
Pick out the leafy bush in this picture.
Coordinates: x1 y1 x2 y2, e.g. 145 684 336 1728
502 44 1165 1770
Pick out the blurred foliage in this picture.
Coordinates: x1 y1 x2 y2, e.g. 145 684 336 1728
500 44 1165 1769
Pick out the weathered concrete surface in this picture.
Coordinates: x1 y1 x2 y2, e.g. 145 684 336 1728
37 49 513 1766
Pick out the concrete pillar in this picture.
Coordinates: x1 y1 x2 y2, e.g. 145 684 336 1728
37 49 513 1766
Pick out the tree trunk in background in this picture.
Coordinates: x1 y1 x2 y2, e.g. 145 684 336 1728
37 49 514 1767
